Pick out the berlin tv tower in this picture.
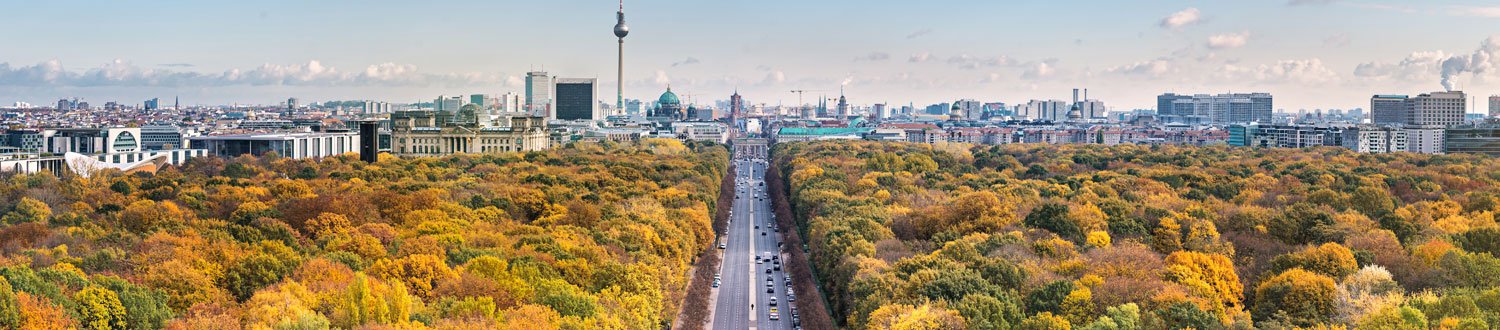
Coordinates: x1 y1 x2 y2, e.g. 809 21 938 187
613 0 629 115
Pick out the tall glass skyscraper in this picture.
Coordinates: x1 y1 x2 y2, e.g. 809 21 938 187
525 71 551 117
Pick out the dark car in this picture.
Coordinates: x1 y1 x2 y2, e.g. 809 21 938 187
766 287 774 294
766 268 772 274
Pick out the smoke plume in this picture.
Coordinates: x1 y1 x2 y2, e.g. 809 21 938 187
1441 36 1498 91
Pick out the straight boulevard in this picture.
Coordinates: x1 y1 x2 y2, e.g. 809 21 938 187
710 144 801 330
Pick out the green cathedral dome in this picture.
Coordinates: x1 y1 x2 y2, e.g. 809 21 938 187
658 87 680 105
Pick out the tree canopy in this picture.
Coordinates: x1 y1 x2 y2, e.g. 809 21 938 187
0 140 728 329
776 141 1500 329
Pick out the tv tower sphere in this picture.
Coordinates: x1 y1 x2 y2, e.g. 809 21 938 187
614 7 629 38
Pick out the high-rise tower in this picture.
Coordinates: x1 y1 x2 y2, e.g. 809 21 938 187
614 0 629 114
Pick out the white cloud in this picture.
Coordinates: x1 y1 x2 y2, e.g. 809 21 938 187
671 57 701 67
906 28 934 39
1207 32 1251 49
1354 36 1500 91
854 52 891 62
1449 6 1500 18
1221 58 1339 84
945 54 1017 69
0 59 505 88
759 71 785 86
1107 60 1172 78
1160 8 1202 29
908 52 932 63
1288 0 1337 5
1354 50 1449 81
981 73 1003 84
653 70 671 85
1022 62 1055 79
1323 33 1352 47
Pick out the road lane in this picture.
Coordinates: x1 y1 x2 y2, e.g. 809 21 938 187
713 148 798 330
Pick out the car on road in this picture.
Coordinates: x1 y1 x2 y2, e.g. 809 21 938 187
761 232 766 236
770 297 778 306
712 280 719 288
788 293 795 302
719 243 726 249
766 268 772 274
767 287 774 293
769 309 780 320
774 264 781 271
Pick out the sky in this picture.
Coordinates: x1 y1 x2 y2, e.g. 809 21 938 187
2 0 1499 111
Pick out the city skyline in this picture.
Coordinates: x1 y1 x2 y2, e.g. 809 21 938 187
1 0 1499 111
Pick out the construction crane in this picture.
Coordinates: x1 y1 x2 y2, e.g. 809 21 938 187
679 92 702 107
788 90 825 109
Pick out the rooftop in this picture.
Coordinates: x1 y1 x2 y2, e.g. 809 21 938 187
188 132 356 141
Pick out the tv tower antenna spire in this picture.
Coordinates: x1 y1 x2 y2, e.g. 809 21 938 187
614 0 630 115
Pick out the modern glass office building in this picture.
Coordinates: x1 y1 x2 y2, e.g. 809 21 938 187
188 132 358 160
554 78 598 121
1445 125 1500 156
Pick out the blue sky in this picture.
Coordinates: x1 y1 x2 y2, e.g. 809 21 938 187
2 0 1498 111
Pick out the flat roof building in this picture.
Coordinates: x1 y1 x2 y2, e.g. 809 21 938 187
1370 95 1409 125
554 78 599 121
188 132 358 159
1409 91 1466 126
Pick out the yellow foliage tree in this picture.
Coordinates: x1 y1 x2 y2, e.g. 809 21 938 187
366 254 458 300
866 303 969 330
1163 251 1243 323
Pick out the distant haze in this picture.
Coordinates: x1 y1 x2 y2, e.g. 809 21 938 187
1 0 1498 111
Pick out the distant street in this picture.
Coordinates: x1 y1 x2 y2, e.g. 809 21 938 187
712 142 800 330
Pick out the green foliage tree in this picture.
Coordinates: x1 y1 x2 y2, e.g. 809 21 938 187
1349 186 1396 217
2 197 51 225
1026 280 1076 315
1356 306 1428 329
1026 203 1083 241
1272 243 1360 279
1271 203 1341 244
955 293 1024 330
1079 303 1141 330
536 278 598 318
1154 302 1219 330
74 286 127 330
1017 312 1071 330
1253 268 1337 327
220 241 302 301
0 277 20 329
1438 250 1500 288
1454 227 1500 256
94 276 174 330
